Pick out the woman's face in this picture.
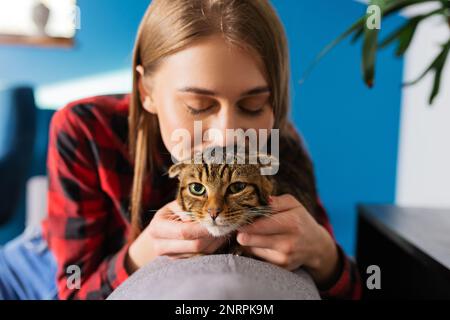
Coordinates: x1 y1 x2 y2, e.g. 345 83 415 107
138 35 275 160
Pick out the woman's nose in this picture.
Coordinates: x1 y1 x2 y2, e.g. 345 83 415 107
204 105 239 146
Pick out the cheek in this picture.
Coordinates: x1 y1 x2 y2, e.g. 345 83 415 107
155 100 195 159
238 107 275 140
250 109 275 147
227 189 260 209
259 106 275 130
180 190 204 214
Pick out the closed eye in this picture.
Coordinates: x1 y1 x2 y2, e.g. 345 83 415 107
185 103 217 115
185 103 266 116
237 105 264 116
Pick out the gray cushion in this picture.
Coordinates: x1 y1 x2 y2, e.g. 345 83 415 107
107 254 320 300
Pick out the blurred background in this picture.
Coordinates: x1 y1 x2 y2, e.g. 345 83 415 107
0 0 448 260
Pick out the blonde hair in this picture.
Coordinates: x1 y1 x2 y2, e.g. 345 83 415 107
129 0 291 241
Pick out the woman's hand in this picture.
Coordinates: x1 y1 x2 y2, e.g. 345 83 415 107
126 200 227 273
236 194 341 288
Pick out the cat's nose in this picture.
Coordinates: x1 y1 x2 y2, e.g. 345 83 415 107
207 208 222 221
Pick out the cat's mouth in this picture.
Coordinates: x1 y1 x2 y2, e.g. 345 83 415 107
198 208 264 237
204 223 239 237
200 217 242 237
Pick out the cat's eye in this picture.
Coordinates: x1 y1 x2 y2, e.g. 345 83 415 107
228 182 247 194
189 183 206 196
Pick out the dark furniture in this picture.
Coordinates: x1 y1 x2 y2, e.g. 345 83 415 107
356 204 450 299
0 86 37 225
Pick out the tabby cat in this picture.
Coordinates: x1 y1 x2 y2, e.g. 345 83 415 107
168 134 319 256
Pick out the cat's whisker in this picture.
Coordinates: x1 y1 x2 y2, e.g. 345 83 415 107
226 206 272 216
259 214 286 227
238 211 285 229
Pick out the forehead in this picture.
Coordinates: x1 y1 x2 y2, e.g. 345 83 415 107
154 36 268 97
181 163 261 181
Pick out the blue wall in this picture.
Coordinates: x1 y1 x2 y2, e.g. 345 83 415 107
273 1 404 254
0 0 149 87
0 1 404 255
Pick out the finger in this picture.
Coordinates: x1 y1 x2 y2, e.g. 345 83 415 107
152 217 210 240
241 246 295 270
155 238 211 255
152 202 210 240
237 232 289 251
269 194 303 213
237 211 292 234
164 201 194 222
167 253 202 259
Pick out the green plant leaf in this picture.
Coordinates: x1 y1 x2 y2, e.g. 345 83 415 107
395 19 419 56
429 60 445 104
302 0 446 86
429 41 450 104
351 27 364 44
404 40 450 104
362 0 384 87
362 27 379 87
379 8 445 57
382 0 445 18
379 18 418 49
299 16 366 84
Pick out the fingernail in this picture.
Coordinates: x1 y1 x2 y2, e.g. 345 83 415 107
268 196 274 204
237 233 247 243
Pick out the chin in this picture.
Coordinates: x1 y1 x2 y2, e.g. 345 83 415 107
204 223 238 237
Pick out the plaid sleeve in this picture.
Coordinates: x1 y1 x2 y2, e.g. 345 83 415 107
46 103 131 300
314 198 363 300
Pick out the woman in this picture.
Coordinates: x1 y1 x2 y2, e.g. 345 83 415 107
0 0 361 300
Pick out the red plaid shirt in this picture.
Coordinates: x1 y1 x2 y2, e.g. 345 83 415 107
42 94 362 300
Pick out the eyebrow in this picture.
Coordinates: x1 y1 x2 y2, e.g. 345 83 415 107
177 86 270 97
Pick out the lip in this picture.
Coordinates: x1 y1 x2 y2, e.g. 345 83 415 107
209 220 224 226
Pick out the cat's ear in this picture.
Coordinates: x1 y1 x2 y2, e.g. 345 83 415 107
256 153 280 175
257 153 278 165
168 162 186 178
